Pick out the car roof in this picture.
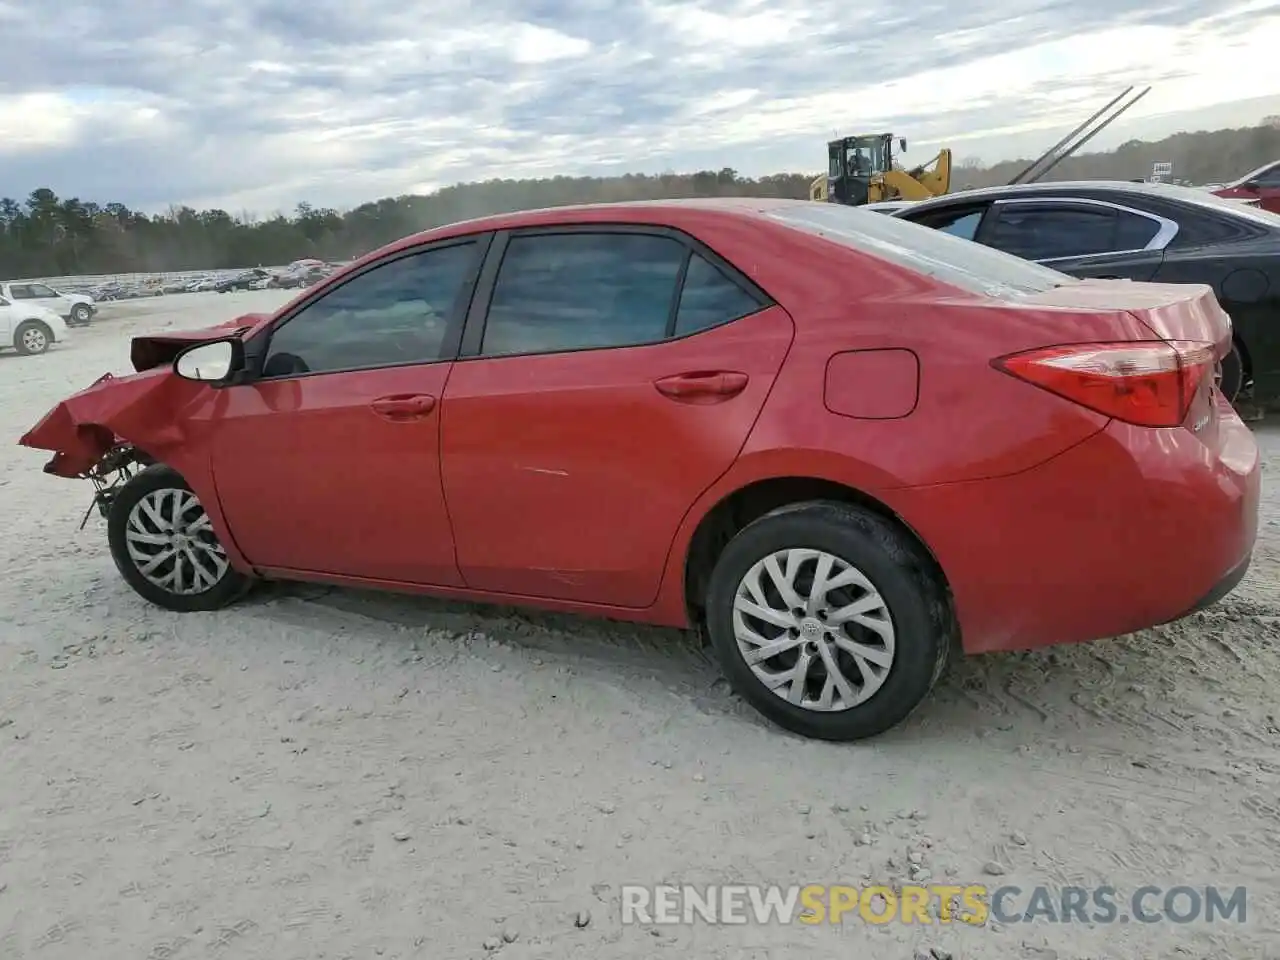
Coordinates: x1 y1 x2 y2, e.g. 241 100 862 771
900 178 1280 228
370 197 815 259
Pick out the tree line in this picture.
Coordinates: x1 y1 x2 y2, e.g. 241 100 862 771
2 122 1277 280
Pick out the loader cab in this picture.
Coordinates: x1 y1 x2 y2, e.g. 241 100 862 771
825 133 902 206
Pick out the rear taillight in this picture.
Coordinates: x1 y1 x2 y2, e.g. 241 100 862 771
993 340 1216 428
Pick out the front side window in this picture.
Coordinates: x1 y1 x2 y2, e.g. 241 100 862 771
261 241 479 378
986 206 1120 260
479 232 687 357
27 283 57 297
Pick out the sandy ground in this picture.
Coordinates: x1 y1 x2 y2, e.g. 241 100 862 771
2 292 1280 960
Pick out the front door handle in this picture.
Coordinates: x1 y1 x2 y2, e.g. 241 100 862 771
370 394 437 419
653 371 749 402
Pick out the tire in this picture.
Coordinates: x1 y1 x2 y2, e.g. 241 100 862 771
70 303 92 324
704 501 952 741
1217 341 1244 404
13 320 52 355
106 465 253 612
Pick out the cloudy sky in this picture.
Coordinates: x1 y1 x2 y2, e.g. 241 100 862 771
1 0 1278 213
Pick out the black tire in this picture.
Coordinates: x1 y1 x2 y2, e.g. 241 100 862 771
1218 341 1245 404
70 303 92 324
704 501 952 741
13 320 53 355
106 464 253 612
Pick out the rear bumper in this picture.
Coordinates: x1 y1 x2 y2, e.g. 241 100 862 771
886 402 1260 655
1175 550 1251 620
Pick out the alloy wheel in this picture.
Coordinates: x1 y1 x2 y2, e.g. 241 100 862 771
732 548 896 712
21 327 48 353
124 489 229 595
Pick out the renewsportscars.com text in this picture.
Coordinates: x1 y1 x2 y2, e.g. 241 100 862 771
620 884 1247 925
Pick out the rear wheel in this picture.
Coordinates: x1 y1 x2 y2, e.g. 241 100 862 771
1217 341 1244 404
107 465 252 612
13 320 52 355
704 501 951 741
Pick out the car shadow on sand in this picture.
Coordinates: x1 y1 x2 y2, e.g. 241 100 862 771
235 579 1280 752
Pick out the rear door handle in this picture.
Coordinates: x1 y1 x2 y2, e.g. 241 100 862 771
370 394 437 419
653 371 749 402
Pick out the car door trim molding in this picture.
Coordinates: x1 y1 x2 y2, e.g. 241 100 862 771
237 231 495 384
987 196 1180 264
456 223 776 362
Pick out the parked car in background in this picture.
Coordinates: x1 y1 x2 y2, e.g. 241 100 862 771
215 269 270 293
0 295 69 354
1212 160 1280 214
19 199 1258 741
0 280 97 326
888 180 1280 404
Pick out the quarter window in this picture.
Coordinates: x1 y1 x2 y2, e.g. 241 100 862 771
261 241 479 378
915 209 985 241
673 253 765 336
480 233 687 357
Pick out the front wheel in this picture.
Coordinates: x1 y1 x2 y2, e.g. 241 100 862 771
704 501 951 741
106 465 253 612
70 303 92 324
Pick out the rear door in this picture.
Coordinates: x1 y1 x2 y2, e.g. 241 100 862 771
439 226 795 607
974 198 1173 281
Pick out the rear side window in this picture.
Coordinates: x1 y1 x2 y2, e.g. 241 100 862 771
674 253 765 336
768 203 1070 298
986 207 1123 260
481 233 686 357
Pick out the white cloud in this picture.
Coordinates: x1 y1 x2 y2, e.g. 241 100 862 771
0 0 1275 212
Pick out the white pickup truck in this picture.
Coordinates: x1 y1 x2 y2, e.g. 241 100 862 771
0 280 97 326
0 295 69 355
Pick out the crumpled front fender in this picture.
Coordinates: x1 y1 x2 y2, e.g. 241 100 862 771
18 316 268 478
18 369 206 478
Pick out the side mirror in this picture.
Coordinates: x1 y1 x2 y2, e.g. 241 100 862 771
173 338 244 383
899 138 908 152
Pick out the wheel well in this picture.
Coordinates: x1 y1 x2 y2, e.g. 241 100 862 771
682 476 953 626
1233 332 1253 383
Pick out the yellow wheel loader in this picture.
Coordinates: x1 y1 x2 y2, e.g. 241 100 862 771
808 133 951 205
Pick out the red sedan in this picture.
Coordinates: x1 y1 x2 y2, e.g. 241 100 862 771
19 199 1260 741
1211 159 1280 214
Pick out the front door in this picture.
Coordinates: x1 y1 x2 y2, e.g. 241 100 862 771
440 229 794 608
208 237 488 585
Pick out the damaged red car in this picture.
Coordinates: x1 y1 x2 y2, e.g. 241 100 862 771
19 199 1260 741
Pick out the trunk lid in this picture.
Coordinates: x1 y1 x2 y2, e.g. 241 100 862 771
1019 279 1231 359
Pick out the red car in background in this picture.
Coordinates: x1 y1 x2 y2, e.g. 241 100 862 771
1212 159 1280 213
18 199 1260 741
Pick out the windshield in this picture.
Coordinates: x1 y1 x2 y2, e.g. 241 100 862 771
844 137 888 177
766 202 1072 298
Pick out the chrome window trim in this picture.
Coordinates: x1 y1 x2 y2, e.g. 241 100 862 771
987 196 1179 264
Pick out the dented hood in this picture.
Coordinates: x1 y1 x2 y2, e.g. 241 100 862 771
18 312 269 478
